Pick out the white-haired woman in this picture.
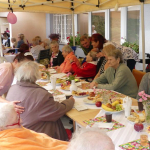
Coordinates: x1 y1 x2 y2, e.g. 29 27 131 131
70 51 97 78
57 45 80 73
49 41 64 67
90 48 138 98
30 38 44 60
0 103 68 149
6 61 74 141
67 128 115 150
43 38 51 50
17 33 25 48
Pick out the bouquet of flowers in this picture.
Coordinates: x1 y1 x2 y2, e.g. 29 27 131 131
41 68 50 80
138 91 150 102
67 32 80 46
138 91 150 124
66 72 75 81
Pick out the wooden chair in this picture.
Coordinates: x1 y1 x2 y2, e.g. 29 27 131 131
132 69 146 87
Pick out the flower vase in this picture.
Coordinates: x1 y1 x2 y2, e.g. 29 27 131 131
70 80 77 93
71 46 76 53
143 100 150 125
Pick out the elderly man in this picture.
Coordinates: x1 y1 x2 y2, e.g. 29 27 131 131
30 38 44 60
57 45 80 73
80 34 93 55
0 103 68 150
6 61 74 141
67 128 115 150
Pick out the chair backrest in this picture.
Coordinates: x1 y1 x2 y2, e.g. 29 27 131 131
37 49 50 64
132 69 146 87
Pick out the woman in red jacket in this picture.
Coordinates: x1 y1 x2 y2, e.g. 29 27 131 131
70 51 97 78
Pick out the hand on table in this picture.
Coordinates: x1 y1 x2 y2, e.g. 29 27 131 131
90 81 98 89
69 96 75 103
10 101 24 114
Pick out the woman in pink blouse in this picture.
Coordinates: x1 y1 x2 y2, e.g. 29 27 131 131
0 53 34 113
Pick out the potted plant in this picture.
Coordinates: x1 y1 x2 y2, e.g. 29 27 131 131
122 38 139 53
67 32 81 52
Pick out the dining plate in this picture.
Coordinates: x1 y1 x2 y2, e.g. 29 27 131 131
73 95 88 98
127 119 146 125
101 108 124 114
56 83 62 86
83 98 95 105
60 87 70 91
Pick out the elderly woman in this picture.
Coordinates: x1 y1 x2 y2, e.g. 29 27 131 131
0 53 33 113
137 73 150 100
0 53 34 96
49 41 64 67
90 47 138 98
30 38 44 60
67 128 115 150
17 33 25 48
57 45 80 73
6 61 74 141
71 51 97 78
0 103 68 150
43 38 51 50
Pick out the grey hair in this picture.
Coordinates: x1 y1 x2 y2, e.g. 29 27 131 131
89 51 98 61
11 37 16 42
0 103 17 130
62 45 73 53
15 61 40 83
18 33 24 40
35 36 42 42
50 41 59 47
67 128 115 150
32 38 39 45
44 39 51 49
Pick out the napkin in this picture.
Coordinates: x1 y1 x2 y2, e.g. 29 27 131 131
123 96 132 117
74 102 88 111
92 122 114 128
53 94 66 103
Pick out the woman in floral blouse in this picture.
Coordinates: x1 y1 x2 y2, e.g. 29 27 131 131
49 41 64 67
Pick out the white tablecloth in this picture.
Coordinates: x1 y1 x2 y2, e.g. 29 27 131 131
92 108 149 150
37 79 149 150
4 54 16 62
38 80 100 110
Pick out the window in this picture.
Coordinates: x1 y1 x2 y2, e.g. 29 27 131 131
92 11 105 37
127 6 140 44
53 14 72 43
110 10 121 44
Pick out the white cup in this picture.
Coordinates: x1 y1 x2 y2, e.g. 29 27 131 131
51 77 56 90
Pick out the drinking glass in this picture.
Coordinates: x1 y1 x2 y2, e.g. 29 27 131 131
105 112 112 122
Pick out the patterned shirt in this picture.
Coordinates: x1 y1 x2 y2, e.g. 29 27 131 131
104 41 139 63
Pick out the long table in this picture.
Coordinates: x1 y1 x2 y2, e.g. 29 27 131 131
38 77 148 150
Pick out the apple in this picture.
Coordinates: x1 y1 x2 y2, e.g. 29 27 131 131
134 123 144 132
95 101 102 107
